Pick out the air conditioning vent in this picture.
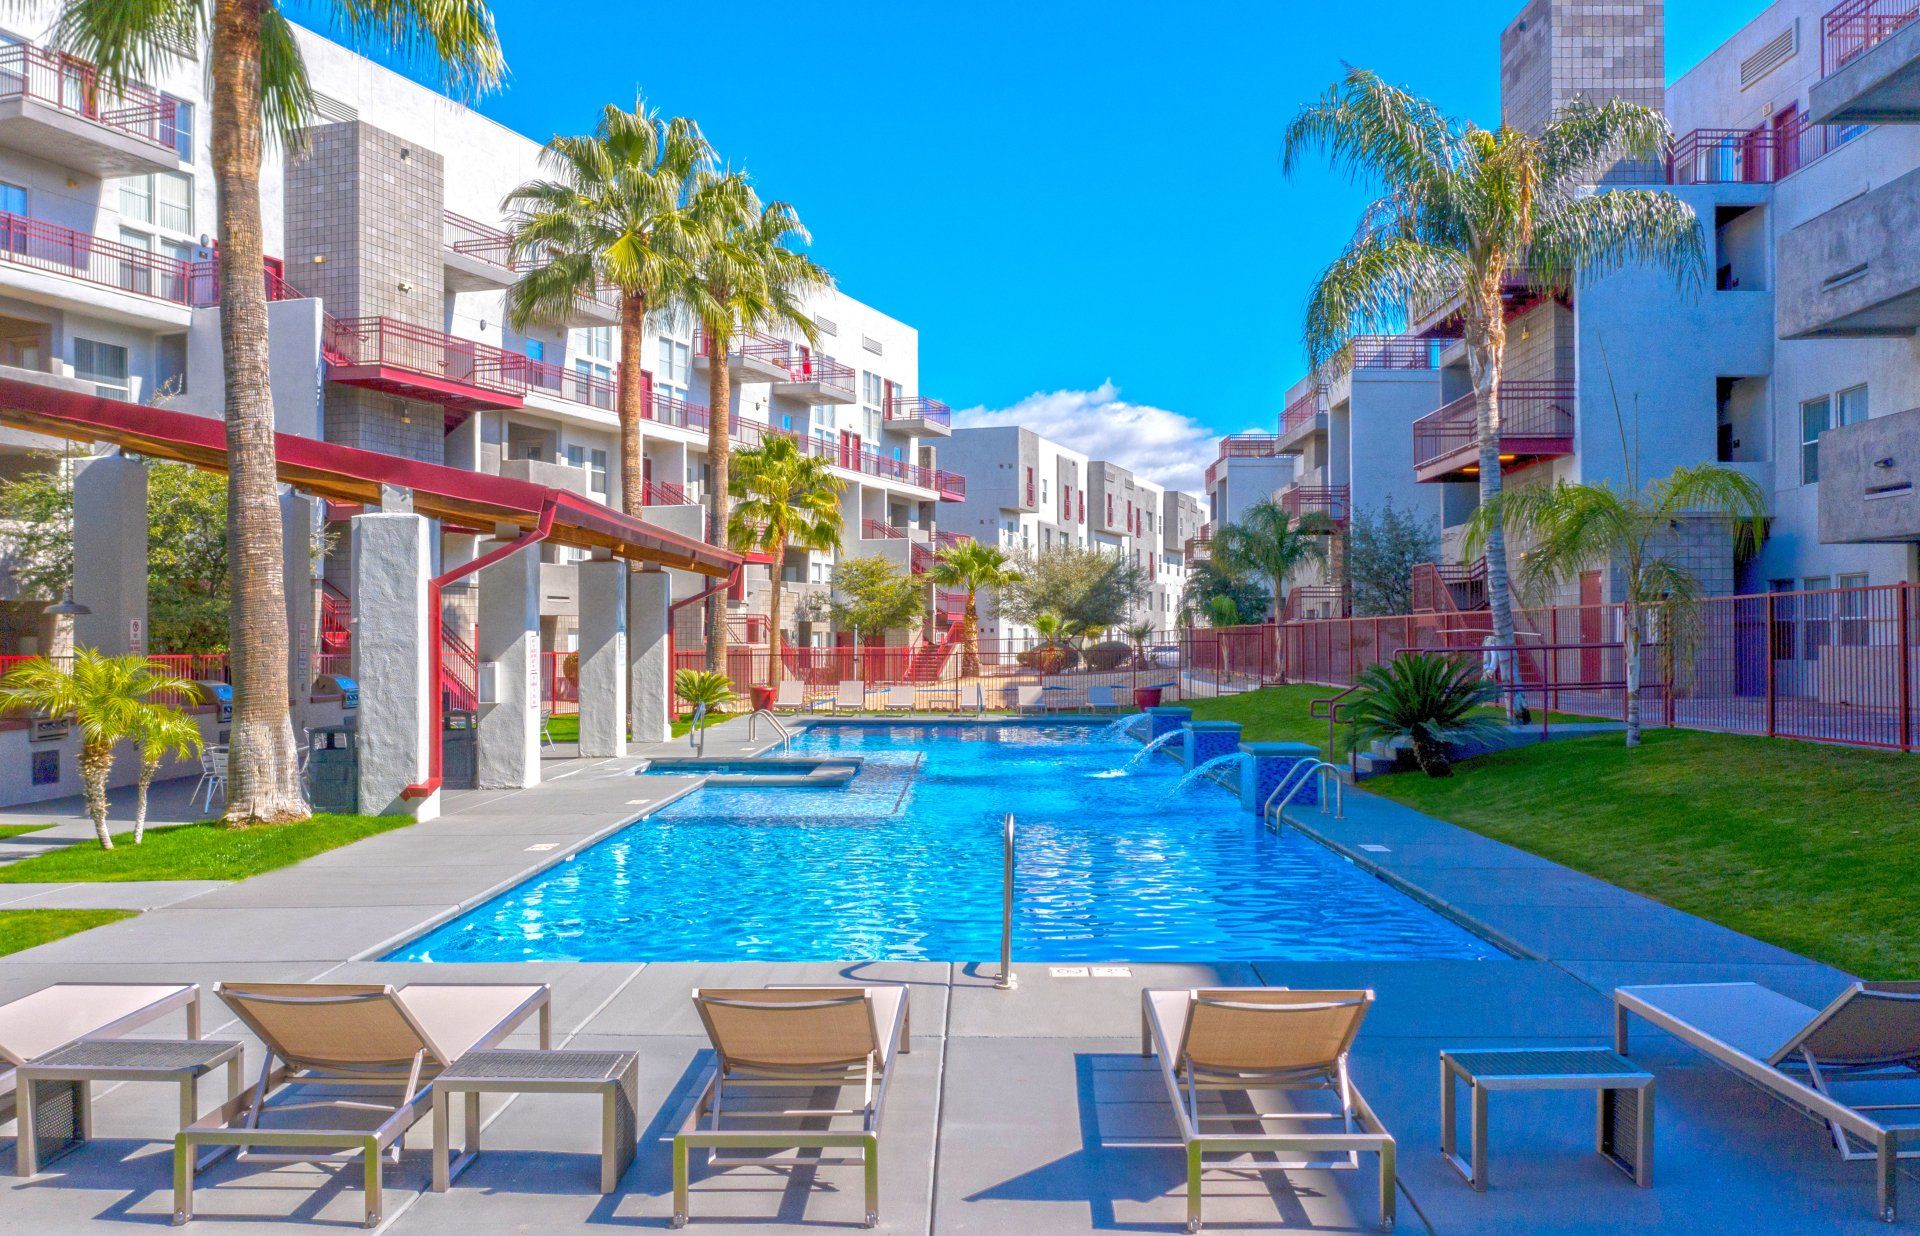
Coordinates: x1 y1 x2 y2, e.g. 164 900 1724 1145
1740 23 1797 90
862 335 882 355
311 92 359 125
814 314 837 336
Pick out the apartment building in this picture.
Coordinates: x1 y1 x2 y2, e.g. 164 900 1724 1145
943 426 1197 640
0 7 965 664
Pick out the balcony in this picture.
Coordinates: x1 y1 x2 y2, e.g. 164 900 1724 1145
1411 381 1574 483
693 328 792 384
884 395 952 437
1205 434 1290 489
0 43 184 177
322 317 527 418
1277 388 1326 447
1667 117 1862 185
520 356 617 414
771 349 857 404
640 480 693 507
1777 164 1920 338
1811 0 1920 125
1187 521 1213 557
0 211 200 315
1279 484 1351 529
935 469 966 501
441 211 517 291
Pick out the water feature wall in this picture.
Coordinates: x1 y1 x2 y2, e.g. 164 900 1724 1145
1241 741 1321 812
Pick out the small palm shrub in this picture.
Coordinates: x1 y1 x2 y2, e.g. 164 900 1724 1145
1083 641 1131 671
674 669 735 725
1345 652 1501 778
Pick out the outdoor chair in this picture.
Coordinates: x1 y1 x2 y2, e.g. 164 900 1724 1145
540 708 555 748
880 685 916 714
174 981 551 1227
831 680 866 713
1616 980 1920 1222
773 681 808 712
958 683 987 716
1087 685 1123 712
1140 987 1395 1232
193 747 228 812
677 985 910 1229
1015 685 1047 714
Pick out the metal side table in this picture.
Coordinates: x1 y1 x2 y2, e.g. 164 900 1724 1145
15 1038 244 1176
432 1048 639 1194
1440 1047 1654 1191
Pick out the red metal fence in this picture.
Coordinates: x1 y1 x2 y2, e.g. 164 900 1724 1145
1822 0 1920 74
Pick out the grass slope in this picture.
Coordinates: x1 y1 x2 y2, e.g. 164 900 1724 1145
1369 729 1920 979
0 814 411 884
0 823 52 840
1187 685 1341 753
0 909 136 956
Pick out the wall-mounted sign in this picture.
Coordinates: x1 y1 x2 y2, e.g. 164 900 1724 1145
29 716 71 743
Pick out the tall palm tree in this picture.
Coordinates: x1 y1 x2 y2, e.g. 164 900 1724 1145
1285 69 1704 715
678 172 832 669
1466 463 1765 747
926 541 1021 676
1212 499 1329 622
54 1 504 824
502 101 710 520
726 435 845 688
128 704 205 843
0 651 198 849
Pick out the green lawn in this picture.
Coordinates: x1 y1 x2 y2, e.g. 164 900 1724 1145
1368 729 1920 979
545 715 697 744
1188 685 1345 754
0 823 52 841
0 909 136 956
0 814 411 884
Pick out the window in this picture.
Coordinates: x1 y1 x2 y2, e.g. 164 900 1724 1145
164 95 192 161
1838 384 1868 428
0 181 24 217
1837 572 1871 646
120 175 153 224
524 340 544 362
156 333 187 398
73 338 129 400
654 335 688 388
119 172 192 233
590 449 608 494
1800 396 1830 484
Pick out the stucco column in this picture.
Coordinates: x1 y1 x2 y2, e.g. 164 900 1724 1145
280 492 317 709
577 555 628 757
351 512 437 821
629 567 672 744
72 455 147 655
477 537 541 789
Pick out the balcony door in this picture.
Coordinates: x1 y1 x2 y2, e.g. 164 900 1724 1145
839 430 860 469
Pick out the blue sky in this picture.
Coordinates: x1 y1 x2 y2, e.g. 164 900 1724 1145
299 1 1758 490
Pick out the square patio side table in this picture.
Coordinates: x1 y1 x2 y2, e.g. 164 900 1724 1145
15 1038 244 1176
1440 1047 1654 1191
431 1048 639 1194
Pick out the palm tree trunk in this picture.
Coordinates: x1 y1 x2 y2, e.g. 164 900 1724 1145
80 739 112 849
767 534 786 690
212 0 306 825
1623 602 1643 747
961 590 980 677
617 292 648 519
135 760 156 844
1470 321 1528 722
703 336 732 671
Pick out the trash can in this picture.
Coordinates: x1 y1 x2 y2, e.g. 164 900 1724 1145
195 680 233 723
314 674 359 711
442 709 478 791
306 724 358 814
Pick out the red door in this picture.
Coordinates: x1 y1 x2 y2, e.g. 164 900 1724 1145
1772 104 1800 179
1579 571 1604 686
839 431 861 469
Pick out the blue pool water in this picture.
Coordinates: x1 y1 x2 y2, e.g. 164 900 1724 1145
390 722 1500 964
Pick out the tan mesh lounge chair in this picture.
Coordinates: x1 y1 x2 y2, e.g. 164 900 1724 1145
831 680 866 713
676 985 911 1229
1015 684 1047 714
773 680 807 712
958 682 987 716
174 981 550 1227
2 983 202 1173
1088 685 1122 712
880 685 916 713
1616 980 1920 1222
1141 987 1394 1232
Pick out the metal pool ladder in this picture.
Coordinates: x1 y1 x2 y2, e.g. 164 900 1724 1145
747 709 793 753
687 702 707 757
1262 759 1345 833
996 812 1017 991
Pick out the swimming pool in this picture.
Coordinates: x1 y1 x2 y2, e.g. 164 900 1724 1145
389 721 1501 964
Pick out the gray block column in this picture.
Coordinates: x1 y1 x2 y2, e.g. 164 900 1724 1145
351 512 438 821
281 492 317 704
477 539 541 789
577 556 628 757
72 455 147 655
630 567 672 744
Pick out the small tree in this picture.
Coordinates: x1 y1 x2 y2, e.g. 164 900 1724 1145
1206 595 1242 628
1000 545 1146 634
1180 558 1270 628
0 652 199 849
926 541 1022 676
828 557 923 641
128 706 204 844
1348 500 1441 617
1124 620 1156 666
727 436 845 688
1212 499 1329 619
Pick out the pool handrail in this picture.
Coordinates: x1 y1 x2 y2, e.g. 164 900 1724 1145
996 812 1017 991
688 702 707 756
747 709 793 753
1262 759 1344 832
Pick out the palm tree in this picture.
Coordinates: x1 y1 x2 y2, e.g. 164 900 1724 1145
1124 620 1156 668
0 651 198 849
54 1 504 824
726 436 845 688
1285 69 1704 716
1212 499 1329 621
926 541 1022 676
128 704 205 844
1466 463 1765 747
678 172 832 670
1345 652 1501 777
502 102 710 520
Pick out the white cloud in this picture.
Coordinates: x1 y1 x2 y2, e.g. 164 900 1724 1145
953 382 1258 495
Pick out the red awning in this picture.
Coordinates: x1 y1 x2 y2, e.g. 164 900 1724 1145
0 375 739 578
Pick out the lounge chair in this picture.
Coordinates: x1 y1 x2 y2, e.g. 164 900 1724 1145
1616 980 1920 1222
1015 685 1047 714
3 983 202 1173
1141 987 1395 1233
677 985 911 1229
880 685 916 713
175 981 550 1227
1088 685 1122 712
831 680 866 713
773 680 807 712
957 682 987 716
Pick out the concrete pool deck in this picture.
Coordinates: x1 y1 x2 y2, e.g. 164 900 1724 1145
0 715 1900 1234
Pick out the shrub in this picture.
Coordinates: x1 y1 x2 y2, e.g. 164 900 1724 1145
673 669 735 723
1345 651 1501 777
1083 641 1131 671
1016 645 1080 673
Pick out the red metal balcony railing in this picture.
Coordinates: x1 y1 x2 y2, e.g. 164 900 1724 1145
1280 484 1351 527
1823 0 1920 75
862 518 906 539
1205 434 1290 488
694 328 790 369
783 349 857 396
1411 380 1574 481
0 210 199 304
443 210 515 268
1667 113 1861 185
1282 388 1324 436
932 530 972 550
1351 335 1455 370
0 42 180 152
910 542 937 574
520 356 617 411
647 387 709 432
323 316 528 408
934 469 966 501
885 395 952 428
640 480 691 506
